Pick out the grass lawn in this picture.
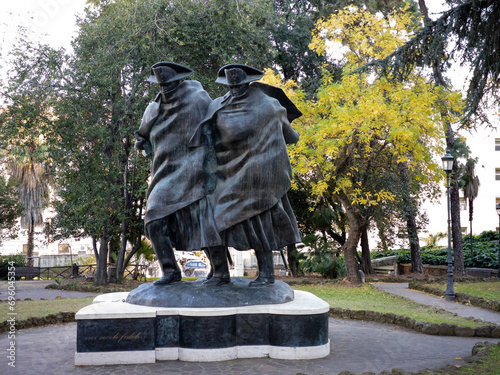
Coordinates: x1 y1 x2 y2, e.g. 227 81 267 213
438 345 500 375
429 281 500 302
0 297 94 323
294 284 487 328
2 279 495 329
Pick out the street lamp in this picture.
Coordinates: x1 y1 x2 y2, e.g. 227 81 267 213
442 149 456 301
496 203 500 278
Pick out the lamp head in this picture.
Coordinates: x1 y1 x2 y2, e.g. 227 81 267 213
441 149 454 172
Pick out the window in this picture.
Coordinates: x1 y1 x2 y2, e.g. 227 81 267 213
459 197 467 210
58 243 70 254
496 169 500 181
496 138 500 151
461 227 468 235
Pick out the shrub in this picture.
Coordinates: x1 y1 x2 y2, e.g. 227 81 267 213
395 231 499 269
298 234 346 278
474 230 499 242
0 254 26 279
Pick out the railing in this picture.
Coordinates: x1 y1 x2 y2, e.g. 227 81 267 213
30 263 147 280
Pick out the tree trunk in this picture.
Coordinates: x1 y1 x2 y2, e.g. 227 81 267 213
340 194 362 283
94 234 109 286
92 236 99 263
327 228 346 246
469 198 474 257
450 166 465 276
120 236 143 281
445 127 465 276
116 152 131 283
375 219 390 252
286 244 303 277
398 161 424 274
360 225 373 274
116 223 127 283
26 217 35 269
418 0 465 276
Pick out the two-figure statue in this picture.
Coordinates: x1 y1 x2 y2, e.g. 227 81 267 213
135 62 302 287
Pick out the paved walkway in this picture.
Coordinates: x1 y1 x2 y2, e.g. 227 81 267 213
0 281 499 375
373 283 500 325
2 319 497 375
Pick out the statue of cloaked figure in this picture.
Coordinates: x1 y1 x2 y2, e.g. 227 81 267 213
135 62 223 285
195 64 302 287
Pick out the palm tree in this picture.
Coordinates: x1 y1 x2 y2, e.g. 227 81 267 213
462 159 480 257
7 144 51 267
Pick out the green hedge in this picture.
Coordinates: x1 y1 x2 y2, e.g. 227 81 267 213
0 254 26 279
390 231 499 269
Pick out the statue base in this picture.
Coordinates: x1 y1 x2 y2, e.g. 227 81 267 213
126 277 294 307
74 290 330 365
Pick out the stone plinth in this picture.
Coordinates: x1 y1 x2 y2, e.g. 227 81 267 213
75 290 330 365
126 277 294 307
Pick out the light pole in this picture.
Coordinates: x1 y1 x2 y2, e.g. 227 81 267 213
442 149 456 301
496 203 500 278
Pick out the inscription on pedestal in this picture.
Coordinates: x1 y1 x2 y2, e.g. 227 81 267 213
77 318 155 352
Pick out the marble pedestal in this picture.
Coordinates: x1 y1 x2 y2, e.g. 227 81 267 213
75 290 330 365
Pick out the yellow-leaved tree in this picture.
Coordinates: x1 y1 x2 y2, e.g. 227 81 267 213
263 6 463 283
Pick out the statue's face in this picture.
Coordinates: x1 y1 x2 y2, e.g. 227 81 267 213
153 66 176 84
229 84 249 98
160 80 180 93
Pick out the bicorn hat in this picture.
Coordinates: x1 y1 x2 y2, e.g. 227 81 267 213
215 64 264 86
147 62 194 84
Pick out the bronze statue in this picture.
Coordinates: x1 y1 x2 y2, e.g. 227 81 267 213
135 62 224 285
195 64 302 286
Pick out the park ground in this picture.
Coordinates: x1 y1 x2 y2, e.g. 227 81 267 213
0 274 499 375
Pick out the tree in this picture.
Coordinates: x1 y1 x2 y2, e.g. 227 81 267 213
398 161 423 273
270 0 420 97
6 147 50 267
0 94 52 266
358 0 500 126
0 173 23 245
461 158 480 256
272 6 461 283
356 0 484 276
1 0 278 285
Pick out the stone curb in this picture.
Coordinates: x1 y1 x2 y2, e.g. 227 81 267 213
0 311 76 334
408 281 500 313
328 308 500 338
1 311 499 375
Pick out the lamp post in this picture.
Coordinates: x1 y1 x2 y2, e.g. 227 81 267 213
496 203 500 278
442 149 456 301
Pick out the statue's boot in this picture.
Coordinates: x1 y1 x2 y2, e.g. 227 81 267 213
204 248 214 280
203 246 230 286
147 220 182 285
249 250 275 287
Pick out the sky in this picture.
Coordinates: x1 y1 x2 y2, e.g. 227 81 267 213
0 1 466 90
0 1 450 51
0 0 470 99
0 0 88 53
